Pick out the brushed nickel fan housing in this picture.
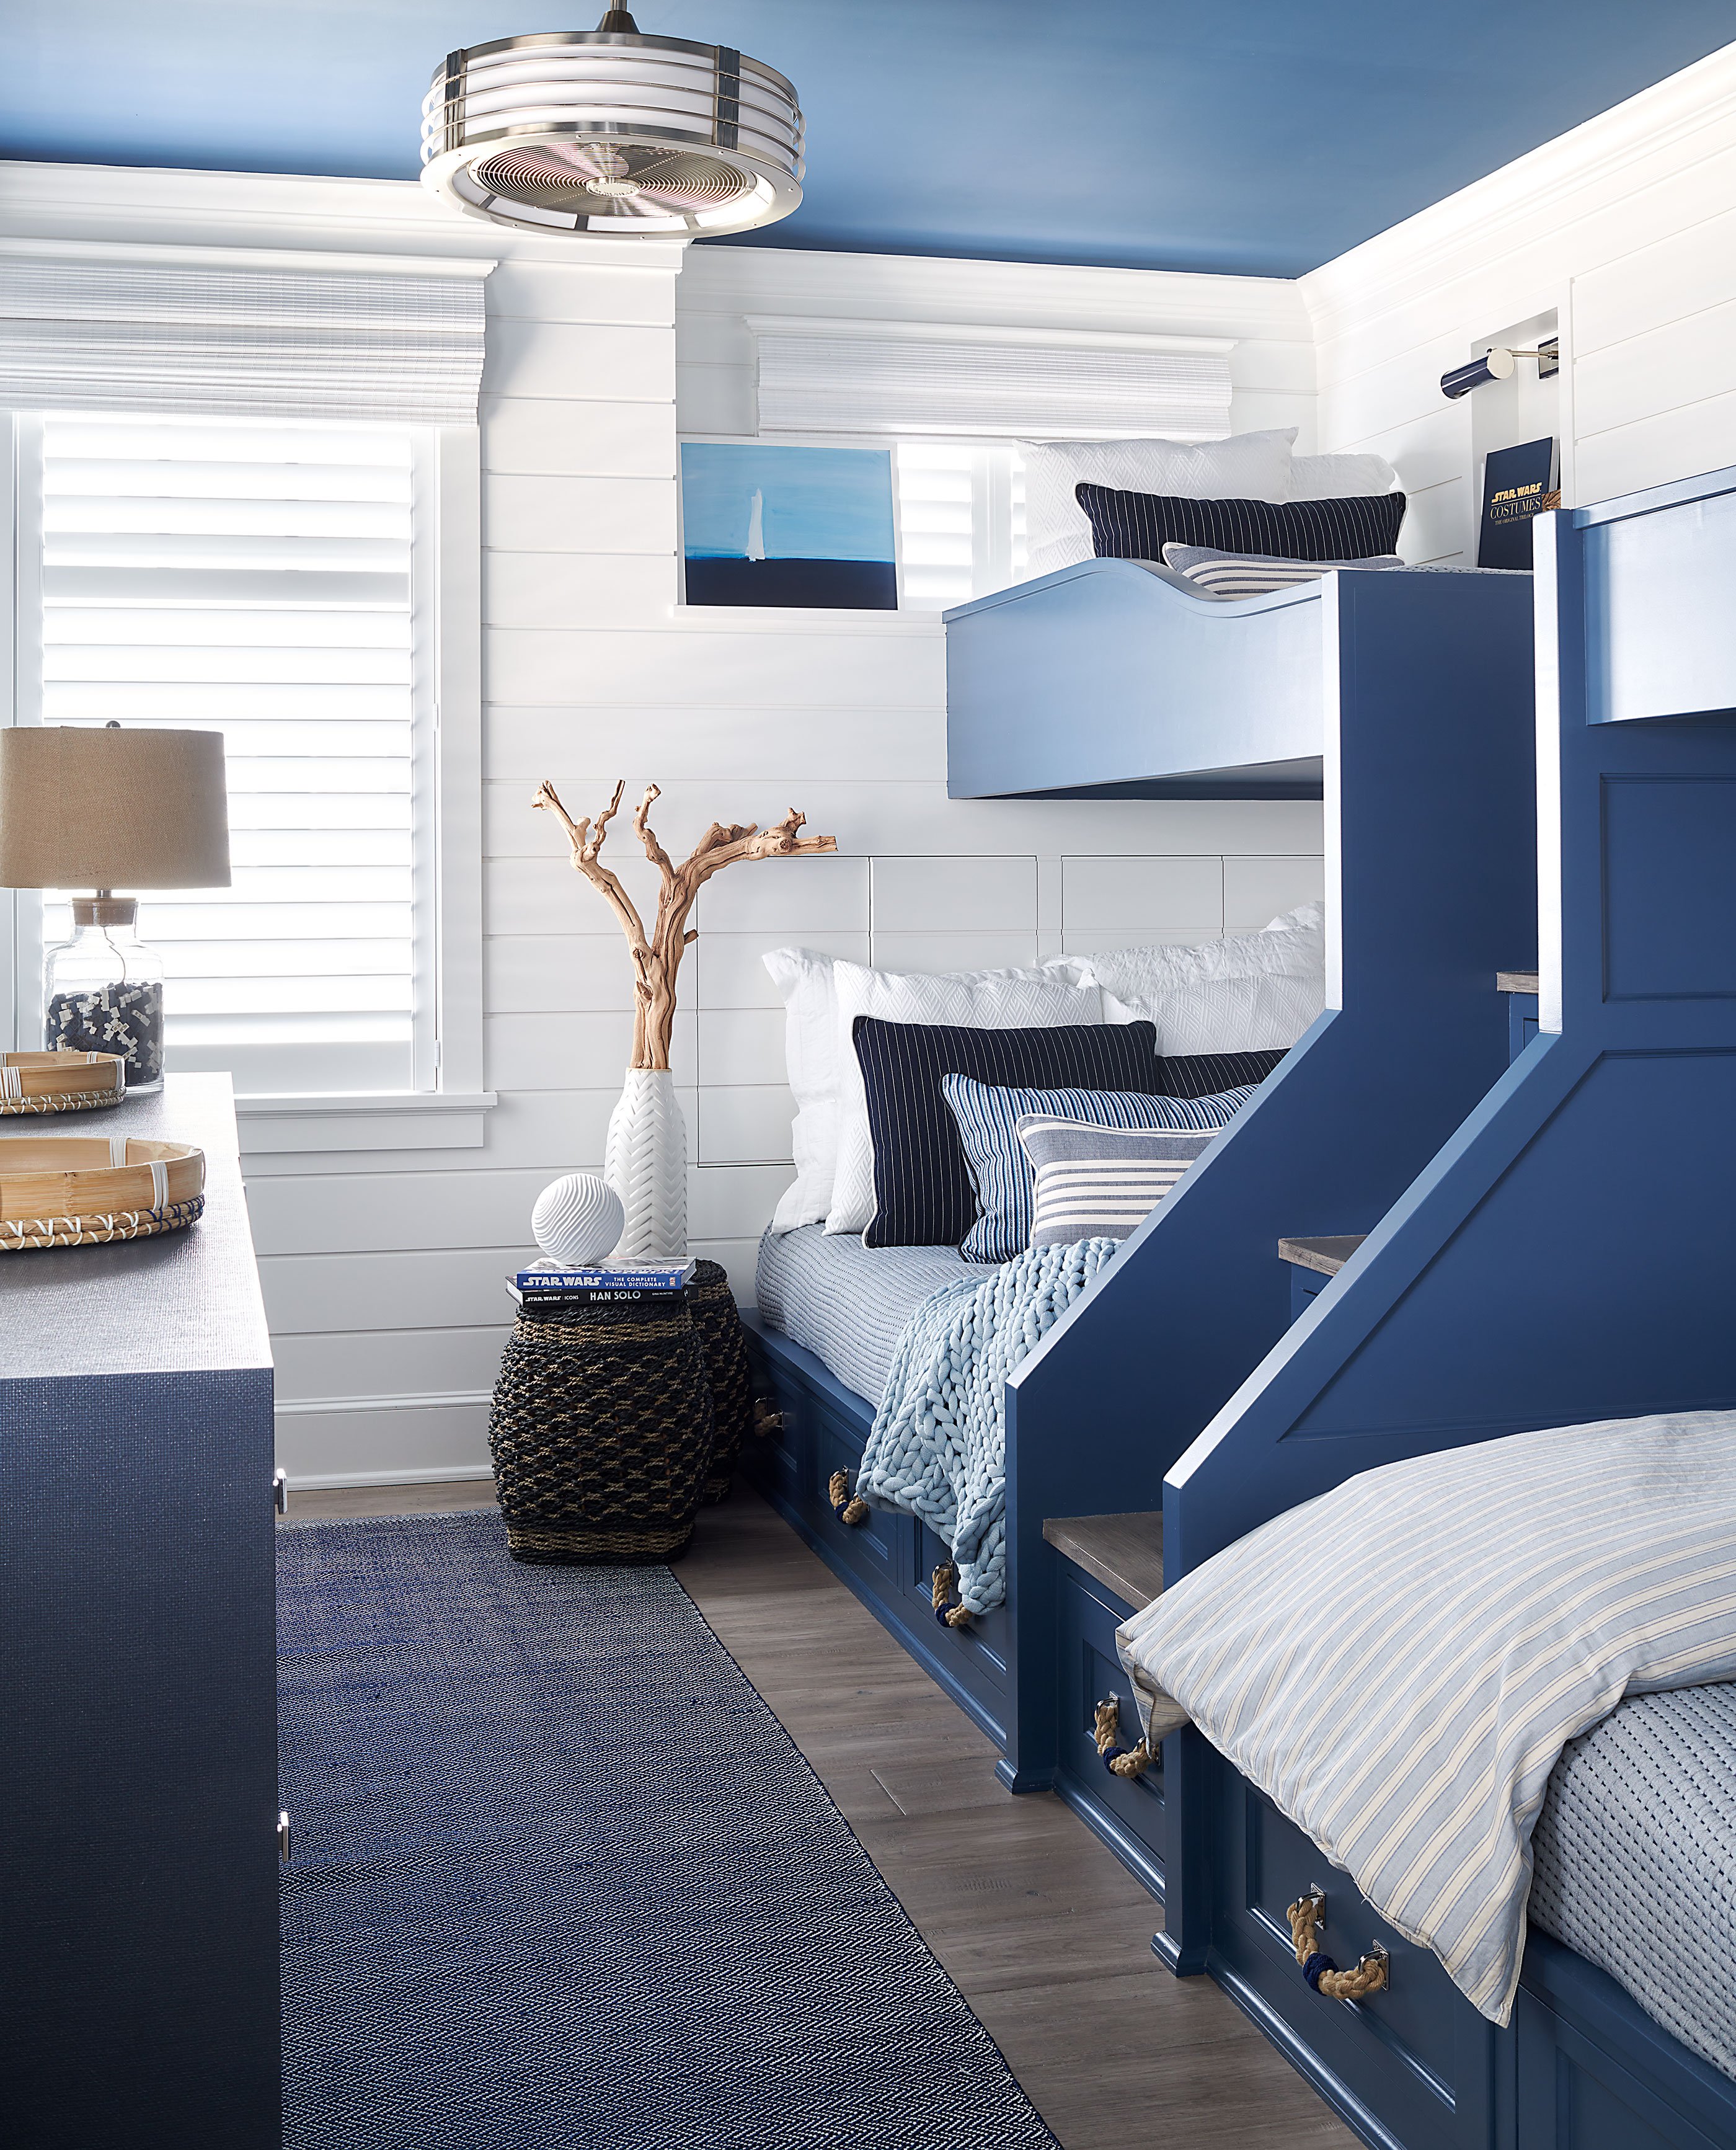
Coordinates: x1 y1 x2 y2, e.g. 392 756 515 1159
421 11 804 238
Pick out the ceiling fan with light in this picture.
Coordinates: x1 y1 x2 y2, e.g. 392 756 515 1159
420 7 804 238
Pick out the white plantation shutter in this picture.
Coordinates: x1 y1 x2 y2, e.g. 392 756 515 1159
895 442 1027 610
27 410 428 1095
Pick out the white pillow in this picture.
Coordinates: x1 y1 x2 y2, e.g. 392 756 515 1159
823 960 1106 1237
763 947 843 1234
1138 971 1324 1055
1286 452 1398 500
1020 429 1297 581
1060 903 1324 1051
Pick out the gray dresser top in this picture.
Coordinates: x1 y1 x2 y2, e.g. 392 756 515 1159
0 1072 272 1382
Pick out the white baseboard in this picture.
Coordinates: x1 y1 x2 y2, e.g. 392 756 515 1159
275 1388 491 1417
273 1388 493 1485
285 1462 497 1491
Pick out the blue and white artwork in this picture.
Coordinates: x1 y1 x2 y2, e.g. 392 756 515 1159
681 442 897 610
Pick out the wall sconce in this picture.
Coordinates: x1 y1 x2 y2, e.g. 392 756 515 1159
1441 339 1560 401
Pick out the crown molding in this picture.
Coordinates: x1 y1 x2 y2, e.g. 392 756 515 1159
0 232 496 278
0 159 688 273
744 313 1235 355
683 242 1312 345
1300 42 1736 345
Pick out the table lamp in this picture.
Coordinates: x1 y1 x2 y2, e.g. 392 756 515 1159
0 724 231 1096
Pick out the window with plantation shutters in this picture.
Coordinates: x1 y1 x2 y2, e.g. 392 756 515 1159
16 410 432 1096
894 441 1027 611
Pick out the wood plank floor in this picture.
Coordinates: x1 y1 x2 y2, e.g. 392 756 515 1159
290 1478 1355 2150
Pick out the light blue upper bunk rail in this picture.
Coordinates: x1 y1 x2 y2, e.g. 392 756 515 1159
986 566 1537 1793
944 559 1326 799
1162 463 1736 1596
1580 459 1736 726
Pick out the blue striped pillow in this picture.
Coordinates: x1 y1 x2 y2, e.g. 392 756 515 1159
942 1075 1256 1263
1073 484 1406 566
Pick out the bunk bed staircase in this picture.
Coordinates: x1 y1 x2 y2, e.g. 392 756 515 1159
745 563 1538 1792
1151 465 1736 2150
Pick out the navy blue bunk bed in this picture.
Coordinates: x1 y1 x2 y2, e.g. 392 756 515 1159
1145 466 1736 2150
743 555 1538 1790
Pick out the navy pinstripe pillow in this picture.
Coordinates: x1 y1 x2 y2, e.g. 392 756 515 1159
852 1016 1160 1251
1074 484 1405 564
1155 1047 1286 1098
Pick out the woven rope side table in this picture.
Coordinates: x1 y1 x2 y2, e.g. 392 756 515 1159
487 1295 716 1564
685 1259 754 1504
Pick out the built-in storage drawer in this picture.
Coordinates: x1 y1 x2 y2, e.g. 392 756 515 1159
748 1354 903 1589
1211 1762 1495 2150
901 1516 1009 1694
1053 1557 1164 1895
743 1325 1010 1748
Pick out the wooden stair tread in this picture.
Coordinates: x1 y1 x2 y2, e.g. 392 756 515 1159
1277 1233 1366 1276
1043 1513 1164 1610
1497 969 1541 994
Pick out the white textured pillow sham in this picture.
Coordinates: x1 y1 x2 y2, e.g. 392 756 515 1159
1057 902 1326 1052
824 960 1106 1237
762 948 1106 1235
1020 429 1297 580
1286 451 1399 500
1138 971 1324 1055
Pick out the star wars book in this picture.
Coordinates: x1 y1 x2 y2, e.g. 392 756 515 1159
1478 438 1561 570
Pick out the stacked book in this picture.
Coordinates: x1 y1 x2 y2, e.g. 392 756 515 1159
507 1258 697 1311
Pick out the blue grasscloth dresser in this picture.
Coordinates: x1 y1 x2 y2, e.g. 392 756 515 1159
0 1073 279 2147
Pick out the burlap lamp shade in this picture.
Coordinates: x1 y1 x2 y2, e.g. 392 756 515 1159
1 726 231 1102
0 726 231 891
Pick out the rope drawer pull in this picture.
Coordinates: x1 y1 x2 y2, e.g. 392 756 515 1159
1285 1887 1390 2001
1093 1695 1154 1779
931 1562 973 1629
827 1470 869 1524
753 1401 784 1438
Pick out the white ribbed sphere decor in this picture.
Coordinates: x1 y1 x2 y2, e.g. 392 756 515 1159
531 1172 625 1266
604 1067 688 1261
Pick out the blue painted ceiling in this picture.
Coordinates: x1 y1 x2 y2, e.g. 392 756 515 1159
6 2 1734 276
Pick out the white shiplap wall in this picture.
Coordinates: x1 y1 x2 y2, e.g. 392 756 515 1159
268 241 1324 1483
0 168 1324 1486
1301 42 1736 556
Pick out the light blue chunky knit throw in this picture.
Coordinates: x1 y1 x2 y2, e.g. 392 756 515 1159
856 1238 1118 1615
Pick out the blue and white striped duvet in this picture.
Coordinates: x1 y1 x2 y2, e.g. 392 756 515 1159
1116 1411 1736 2025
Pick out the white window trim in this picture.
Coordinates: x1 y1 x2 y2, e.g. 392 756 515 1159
2 412 494 1155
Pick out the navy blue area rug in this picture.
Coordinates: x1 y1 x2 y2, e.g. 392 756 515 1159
279 1512 1060 2150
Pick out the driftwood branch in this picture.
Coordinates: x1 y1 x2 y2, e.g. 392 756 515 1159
534 778 836 1069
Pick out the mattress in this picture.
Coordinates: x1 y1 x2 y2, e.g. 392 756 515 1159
755 1225 976 1408
1531 1679 1736 2082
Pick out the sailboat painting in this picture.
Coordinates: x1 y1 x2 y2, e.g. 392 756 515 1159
680 442 897 608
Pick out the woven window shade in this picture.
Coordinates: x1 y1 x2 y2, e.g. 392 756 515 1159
755 328 1233 441
0 259 489 426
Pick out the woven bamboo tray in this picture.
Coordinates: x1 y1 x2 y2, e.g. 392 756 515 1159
0 1051 126 1115
0 1135 206 1251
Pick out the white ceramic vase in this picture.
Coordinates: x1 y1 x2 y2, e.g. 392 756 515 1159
603 1067 688 1261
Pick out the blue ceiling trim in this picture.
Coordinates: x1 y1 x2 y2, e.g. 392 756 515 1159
4 2 1733 277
